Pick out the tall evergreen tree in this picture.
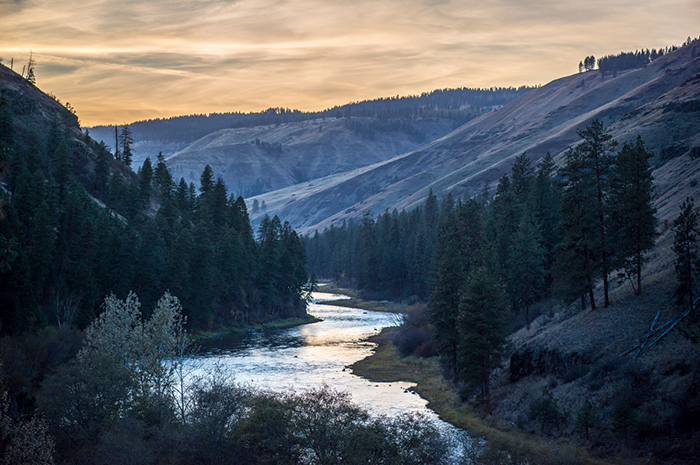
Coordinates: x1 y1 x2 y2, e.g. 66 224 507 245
119 125 133 167
138 157 154 207
672 197 700 312
532 153 561 294
153 152 173 198
558 147 600 310
508 212 546 328
458 259 508 403
429 200 483 379
576 120 617 307
199 164 214 197
609 137 657 294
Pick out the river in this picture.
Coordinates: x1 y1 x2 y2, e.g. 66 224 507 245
191 291 435 418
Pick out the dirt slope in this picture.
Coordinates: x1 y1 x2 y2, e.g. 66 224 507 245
165 117 454 197
250 42 700 235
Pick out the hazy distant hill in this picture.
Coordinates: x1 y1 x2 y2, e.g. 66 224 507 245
250 41 700 234
87 87 533 194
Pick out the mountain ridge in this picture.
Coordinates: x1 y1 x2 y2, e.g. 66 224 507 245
248 41 700 234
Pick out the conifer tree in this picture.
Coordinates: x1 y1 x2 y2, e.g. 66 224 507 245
672 197 699 312
558 147 600 310
508 212 546 328
199 165 214 197
118 125 133 167
533 153 561 293
138 157 153 207
609 137 656 294
154 152 173 198
510 152 535 199
458 259 508 403
25 52 36 85
429 200 482 380
576 120 617 307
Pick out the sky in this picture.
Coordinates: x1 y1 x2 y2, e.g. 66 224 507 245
1 0 698 126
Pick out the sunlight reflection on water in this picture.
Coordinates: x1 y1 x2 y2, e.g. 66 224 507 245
190 292 431 418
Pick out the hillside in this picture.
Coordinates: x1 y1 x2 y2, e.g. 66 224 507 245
0 63 309 335
87 87 533 196
165 117 456 197
249 41 700 234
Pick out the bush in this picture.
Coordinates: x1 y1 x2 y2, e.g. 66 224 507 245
530 386 562 434
575 400 597 439
395 327 434 357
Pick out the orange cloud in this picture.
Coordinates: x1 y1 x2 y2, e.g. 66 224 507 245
2 0 698 126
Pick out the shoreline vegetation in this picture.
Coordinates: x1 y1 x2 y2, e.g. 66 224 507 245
317 284 408 313
351 327 611 465
192 314 322 346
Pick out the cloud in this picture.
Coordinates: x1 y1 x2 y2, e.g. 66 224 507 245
2 0 698 125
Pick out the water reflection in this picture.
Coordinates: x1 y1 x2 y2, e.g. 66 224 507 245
190 292 431 418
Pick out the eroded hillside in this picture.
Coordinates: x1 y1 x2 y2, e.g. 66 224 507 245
250 42 700 235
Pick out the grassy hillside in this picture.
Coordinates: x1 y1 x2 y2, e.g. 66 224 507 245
251 40 700 235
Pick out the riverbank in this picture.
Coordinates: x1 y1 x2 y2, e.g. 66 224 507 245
351 328 610 465
192 315 322 346
317 284 407 313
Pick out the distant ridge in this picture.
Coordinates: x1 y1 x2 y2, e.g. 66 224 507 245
87 87 533 196
247 40 700 234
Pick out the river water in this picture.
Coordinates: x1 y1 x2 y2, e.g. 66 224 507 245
191 291 436 418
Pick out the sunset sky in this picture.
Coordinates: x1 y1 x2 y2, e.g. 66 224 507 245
1 0 698 126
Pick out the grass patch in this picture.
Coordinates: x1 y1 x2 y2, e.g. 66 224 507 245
351 328 612 465
319 284 358 297
318 298 405 313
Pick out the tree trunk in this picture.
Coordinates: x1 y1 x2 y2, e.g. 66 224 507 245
636 251 642 295
526 303 530 329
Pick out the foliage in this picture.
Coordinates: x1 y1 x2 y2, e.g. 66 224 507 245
574 400 597 440
0 88 308 333
530 386 561 434
611 398 637 443
608 137 657 294
1 367 55 465
457 262 509 402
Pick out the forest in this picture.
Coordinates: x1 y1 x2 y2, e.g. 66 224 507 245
303 120 689 397
88 86 535 148
0 89 309 336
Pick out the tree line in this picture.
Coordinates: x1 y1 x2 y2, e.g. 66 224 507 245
0 93 309 336
578 37 699 77
304 120 661 401
88 86 535 148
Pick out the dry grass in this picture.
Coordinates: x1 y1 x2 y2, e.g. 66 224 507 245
351 328 613 465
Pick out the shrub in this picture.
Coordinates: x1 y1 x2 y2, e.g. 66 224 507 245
575 400 597 439
530 386 562 434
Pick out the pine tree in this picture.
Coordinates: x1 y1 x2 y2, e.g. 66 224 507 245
114 126 120 162
508 212 546 328
609 137 656 294
558 147 600 310
138 157 154 208
153 152 173 198
119 125 133 167
510 152 535 199
533 153 561 294
199 164 214 197
458 261 508 403
429 200 483 380
25 52 36 85
576 120 617 307
672 197 700 312
575 400 597 440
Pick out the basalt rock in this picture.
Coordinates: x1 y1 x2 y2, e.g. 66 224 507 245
509 346 591 382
